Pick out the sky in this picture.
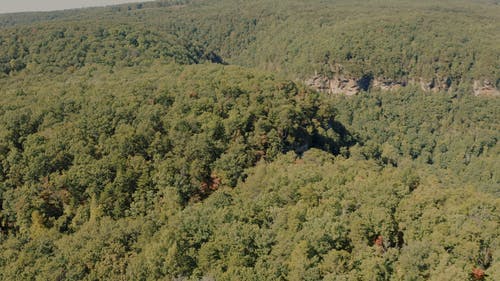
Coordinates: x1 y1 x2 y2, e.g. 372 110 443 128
0 0 155 14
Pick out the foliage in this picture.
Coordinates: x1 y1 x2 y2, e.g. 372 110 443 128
0 0 499 280
1 0 499 85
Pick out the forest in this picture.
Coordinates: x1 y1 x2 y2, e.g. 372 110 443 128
0 0 499 280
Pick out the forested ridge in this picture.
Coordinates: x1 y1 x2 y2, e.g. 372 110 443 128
0 0 499 280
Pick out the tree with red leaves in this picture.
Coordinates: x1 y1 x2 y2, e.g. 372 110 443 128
374 235 386 253
471 268 485 280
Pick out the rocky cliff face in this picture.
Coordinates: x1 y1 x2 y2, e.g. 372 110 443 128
306 74 498 96
414 77 452 93
473 80 500 96
372 79 404 91
305 73 375 96
305 75 360 96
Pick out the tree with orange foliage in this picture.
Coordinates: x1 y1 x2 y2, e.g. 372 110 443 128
374 235 386 253
471 268 485 280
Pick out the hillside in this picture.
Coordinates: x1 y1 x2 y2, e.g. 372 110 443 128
0 0 499 280
1 0 499 92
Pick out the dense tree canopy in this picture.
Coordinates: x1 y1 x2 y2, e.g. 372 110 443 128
1 0 499 87
0 0 499 280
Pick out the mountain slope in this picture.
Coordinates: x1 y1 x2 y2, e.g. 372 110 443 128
1 0 499 92
0 1 499 280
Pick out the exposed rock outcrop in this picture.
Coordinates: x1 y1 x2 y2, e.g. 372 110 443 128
473 80 500 96
415 77 452 93
306 74 498 96
306 74 407 95
372 79 404 91
305 75 362 96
